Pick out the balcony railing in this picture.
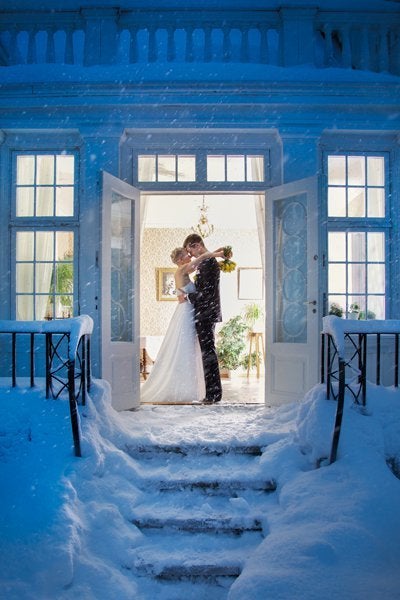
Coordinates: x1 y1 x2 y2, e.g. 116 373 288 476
0 316 93 457
321 317 400 464
0 7 399 76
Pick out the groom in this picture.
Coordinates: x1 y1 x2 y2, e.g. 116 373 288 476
183 233 223 404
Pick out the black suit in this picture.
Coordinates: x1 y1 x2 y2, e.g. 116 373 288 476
188 257 222 403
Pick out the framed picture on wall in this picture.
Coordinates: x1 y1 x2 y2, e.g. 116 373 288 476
157 268 177 301
238 267 263 300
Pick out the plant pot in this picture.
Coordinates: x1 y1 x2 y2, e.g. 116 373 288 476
348 312 359 320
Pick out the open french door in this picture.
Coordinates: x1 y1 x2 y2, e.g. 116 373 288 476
101 171 141 410
265 176 319 404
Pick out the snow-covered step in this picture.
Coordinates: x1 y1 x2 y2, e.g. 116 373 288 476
125 442 264 458
150 477 276 494
131 515 262 534
137 561 241 582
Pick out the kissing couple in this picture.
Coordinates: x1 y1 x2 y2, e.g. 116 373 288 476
141 233 228 405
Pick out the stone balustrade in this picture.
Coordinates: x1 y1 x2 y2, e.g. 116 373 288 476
0 6 399 75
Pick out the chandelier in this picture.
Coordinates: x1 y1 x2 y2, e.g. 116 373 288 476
191 195 214 238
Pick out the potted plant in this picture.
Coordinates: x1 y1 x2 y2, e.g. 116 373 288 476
242 303 264 332
216 315 249 377
348 303 360 320
328 302 343 318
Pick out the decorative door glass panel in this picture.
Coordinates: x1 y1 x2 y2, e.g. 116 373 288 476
274 194 307 343
111 192 133 342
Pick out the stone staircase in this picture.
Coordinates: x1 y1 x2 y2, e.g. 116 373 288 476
124 441 276 598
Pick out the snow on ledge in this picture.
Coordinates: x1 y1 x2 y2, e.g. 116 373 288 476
322 316 400 357
0 316 93 360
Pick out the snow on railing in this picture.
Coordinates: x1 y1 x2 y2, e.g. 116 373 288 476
0 6 399 75
0 316 93 457
321 316 400 464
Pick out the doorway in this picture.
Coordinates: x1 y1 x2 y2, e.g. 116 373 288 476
139 192 266 405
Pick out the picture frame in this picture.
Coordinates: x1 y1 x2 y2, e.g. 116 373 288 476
238 267 263 300
156 268 177 301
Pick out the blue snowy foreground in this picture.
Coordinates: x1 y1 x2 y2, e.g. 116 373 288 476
1 378 400 599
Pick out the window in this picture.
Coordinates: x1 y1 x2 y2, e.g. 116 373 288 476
326 154 388 319
207 154 264 182
13 152 77 320
138 154 196 182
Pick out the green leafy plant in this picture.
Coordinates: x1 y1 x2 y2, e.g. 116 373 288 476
216 315 249 371
349 302 360 314
240 350 263 371
328 302 343 318
242 303 264 331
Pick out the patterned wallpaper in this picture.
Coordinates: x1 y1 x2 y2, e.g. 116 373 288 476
140 227 262 335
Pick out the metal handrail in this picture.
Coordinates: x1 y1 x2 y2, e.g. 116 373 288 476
0 316 93 457
321 320 400 464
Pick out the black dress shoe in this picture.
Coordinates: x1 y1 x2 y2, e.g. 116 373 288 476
201 398 214 404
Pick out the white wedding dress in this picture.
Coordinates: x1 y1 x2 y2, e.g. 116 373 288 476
140 282 205 403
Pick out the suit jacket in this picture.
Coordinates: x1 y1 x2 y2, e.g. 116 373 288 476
188 257 222 323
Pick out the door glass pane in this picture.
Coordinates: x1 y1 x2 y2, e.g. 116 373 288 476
16 187 34 216
17 296 33 320
36 187 54 216
367 157 384 186
274 195 307 343
56 187 74 216
348 156 365 185
36 231 54 261
138 155 156 182
56 155 74 185
328 187 346 217
348 188 365 217
16 263 33 293
368 264 385 293
36 155 54 184
328 156 345 185
367 232 385 262
348 232 365 261
158 155 176 181
367 188 384 218
177 156 196 181
111 192 133 341
207 156 225 181
368 296 384 319
227 155 245 181
16 231 34 261
329 264 346 293
328 232 346 261
17 156 35 185
246 156 264 181
348 264 366 294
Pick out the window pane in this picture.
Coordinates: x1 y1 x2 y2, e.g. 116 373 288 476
227 155 245 181
348 188 365 217
368 296 384 319
158 155 176 181
367 232 385 262
328 187 346 217
328 156 345 185
328 295 345 315
246 156 264 181
368 264 385 293
177 156 195 181
16 263 33 293
348 156 365 185
348 232 365 261
16 187 34 216
56 231 74 261
56 187 74 216
367 157 384 186
17 296 33 320
36 187 54 216
16 231 34 261
367 188 385 218
56 155 74 185
207 156 225 181
348 263 365 294
36 263 54 293
329 264 346 293
36 231 54 261
138 156 156 182
17 156 35 185
36 156 54 185
328 232 346 261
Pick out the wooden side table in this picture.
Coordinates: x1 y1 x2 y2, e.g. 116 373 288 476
246 332 265 378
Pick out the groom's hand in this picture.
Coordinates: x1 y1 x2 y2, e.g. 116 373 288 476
178 294 187 304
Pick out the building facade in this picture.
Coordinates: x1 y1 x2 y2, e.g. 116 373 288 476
1 0 399 408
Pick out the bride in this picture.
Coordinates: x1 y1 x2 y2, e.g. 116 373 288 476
140 246 225 404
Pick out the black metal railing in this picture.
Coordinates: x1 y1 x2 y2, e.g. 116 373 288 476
0 316 93 457
321 319 400 464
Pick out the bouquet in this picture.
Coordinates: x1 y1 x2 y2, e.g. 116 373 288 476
219 246 237 273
